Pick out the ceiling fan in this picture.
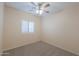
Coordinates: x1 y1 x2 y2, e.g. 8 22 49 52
30 2 50 15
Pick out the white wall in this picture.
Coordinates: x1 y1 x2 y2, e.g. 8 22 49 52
41 5 79 55
0 3 4 55
3 6 41 51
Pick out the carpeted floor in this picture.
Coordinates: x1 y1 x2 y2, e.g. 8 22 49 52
3 41 77 56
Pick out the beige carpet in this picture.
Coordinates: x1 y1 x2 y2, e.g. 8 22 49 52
3 41 77 56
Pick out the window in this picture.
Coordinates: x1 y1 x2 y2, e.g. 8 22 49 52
29 22 34 32
21 20 34 33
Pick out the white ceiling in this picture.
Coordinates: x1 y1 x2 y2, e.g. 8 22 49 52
5 2 79 16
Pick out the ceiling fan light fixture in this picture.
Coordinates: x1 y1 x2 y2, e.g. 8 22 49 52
36 10 39 14
39 10 43 15
36 9 43 15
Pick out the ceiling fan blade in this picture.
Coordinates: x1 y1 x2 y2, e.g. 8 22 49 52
45 11 49 13
31 2 37 6
44 3 50 8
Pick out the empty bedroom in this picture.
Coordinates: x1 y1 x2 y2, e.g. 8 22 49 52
0 2 79 56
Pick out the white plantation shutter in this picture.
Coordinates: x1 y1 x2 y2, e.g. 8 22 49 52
29 22 34 32
21 20 34 33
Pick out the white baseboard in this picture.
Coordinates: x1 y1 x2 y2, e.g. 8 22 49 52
3 40 40 51
3 40 79 56
42 40 79 56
